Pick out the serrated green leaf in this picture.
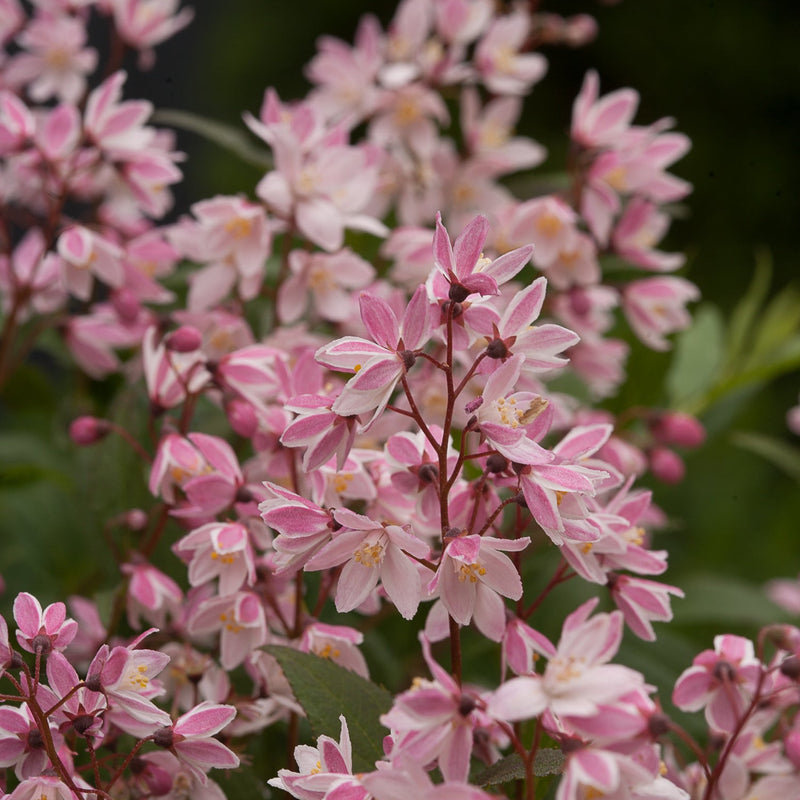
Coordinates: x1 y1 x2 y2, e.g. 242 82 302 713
474 753 525 785
264 645 392 773
534 748 565 777
152 108 272 168
473 749 564 787
675 574 794 627
731 431 800 483
666 305 725 407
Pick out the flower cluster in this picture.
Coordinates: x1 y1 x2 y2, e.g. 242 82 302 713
1 2 797 800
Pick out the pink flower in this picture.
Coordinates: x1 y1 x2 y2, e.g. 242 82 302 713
475 10 548 96
304 508 430 620
277 248 374 324
5 13 97 103
86 630 172 732
607 574 683 641
429 533 529 641
612 197 685 272
571 70 638 149
153 701 239 783
121 561 183 629
432 212 533 301
299 623 369 678
269 714 366 800
0 704 61 779
174 521 256 595
470 354 554 464
672 634 762 732
488 599 645 722
381 635 490 782
45 651 107 741
316 285 434 425
13 593 77 655
188 591 267 670
56 226 125 301
110 0 194 68
623 276 699 351
142 326 211 410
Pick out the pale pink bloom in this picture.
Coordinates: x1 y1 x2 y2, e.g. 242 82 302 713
252 104 386 251
45 650 107 740
571 70 638 149
269 714 367 800
174 521 256 595
34 101 81 164
6 13 97 103
13 592 77 655
316 285 434 424
541 231 600 290
278 248 375 324
607 574 683 641
121 143 183 218
766 573 800 615
280 393 360 473
188 591 267 670
306 15 382 123
517 423 612 545
381 636 488 782
169 195 272 310
361 760 494 800
385 425 455 523
6 775 81 800
305 507 430 620
64 596 106 667
672 634 762 733
480 277 580 374
382 225 436 288
299 622 369 678
56 225 125 301
0 227 66 319
0 90 34 154
623 276 699 351
121 561 183 629
503 616 557 676
568 335 629 399
153 701 239 782
488 598 645 721
470 354 555 464
0 0 24 46
142 326 211 409
504 197 579 268
370 82 449 157
85 630 172 732
429 533 528 641
612 197 685 272
149 432 216 503
474 10 547 95
109 0 194 68
0 704 61 779
434 0 493 44
460 87 545 176
432 212 533 301
259 482 334 574
84 69 155 155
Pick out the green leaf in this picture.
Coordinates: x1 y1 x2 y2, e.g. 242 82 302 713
666 304 725 408
264 645 393 773
474 753 525 785
675 574 794 627
723 252 772 373
534 749 565 777
152 108 272 168
731 431 800 483
473 750 564 787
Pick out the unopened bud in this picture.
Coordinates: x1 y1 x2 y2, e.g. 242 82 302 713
123 509 149 531
650 412 706 449
226 399 259 438
165 325 203 353
563 14 598 46
111 288 141 323
649 447 685 484
69 416 111 446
